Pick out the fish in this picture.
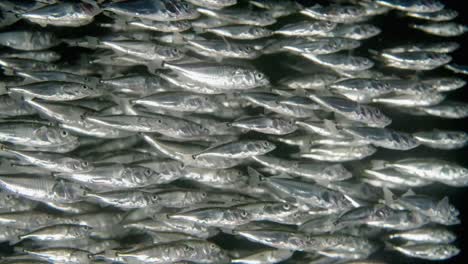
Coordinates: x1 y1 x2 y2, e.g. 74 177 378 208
0 30 60 51
387 227 456 244
410 22 468 37
103 0 200 21
162 62 270 90
21 2 101 27
375 0 444 13
0 0 466 262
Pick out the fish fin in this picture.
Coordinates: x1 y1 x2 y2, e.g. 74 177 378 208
247 166 265 185
193 26 205 34
370 160 388 170
86 36 100 46
324 119 340 135
9 236 22 246
368 49 379 56
436 196 450 211
220 227 234 235
402 189 415 197
382 187 394 205
147 59 164 73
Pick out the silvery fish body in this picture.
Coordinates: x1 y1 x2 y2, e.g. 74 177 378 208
413 130 468 149
252 155 351 182
206 25 273 40
104 0 200 21
376 0 444 13
343 127 420 150
0 175 86 204
300 5 368 24
310 95 391 127
275 21 336 37
410 22 468 37
388 243 459 260
378 158 468 187
388 227 456 244
406 9 458 21
21 2 100 27
0 31 60 51
163 62 269 90
8 81 99 101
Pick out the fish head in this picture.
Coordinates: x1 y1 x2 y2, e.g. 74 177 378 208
322 164 352 181
124 166 158 185
53 180 87 202
62 158 94 173
248 26 271 37
167 0 200 20
253 140 276 154
37 126 78 146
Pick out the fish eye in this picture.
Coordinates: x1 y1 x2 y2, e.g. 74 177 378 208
82 161 89 167
183 245 191 251
152 194 159 200
282 204 290 210
144 168 152 176
240 210 248 218
61 130 68 137
82 85 88 90
255 73 264 79
157 119 162 124
179 163 186 169
201 192 207 198
5 194 12 200
172 48 179 54
209 244 217 249
262 141 270 147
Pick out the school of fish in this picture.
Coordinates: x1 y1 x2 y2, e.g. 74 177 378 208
0 0 467 263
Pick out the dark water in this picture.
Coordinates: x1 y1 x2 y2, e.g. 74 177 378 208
1 1 468 263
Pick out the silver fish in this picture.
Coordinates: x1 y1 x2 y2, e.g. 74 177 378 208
252 155 351 182
8 81 99 101
406 9 458 21
116 239 230 264
310 95 391 127
375 158 468 187
86 114 209 139
265 177 355 211
376 0 444 13
388 243 459 260
102 40 184 61
343 127 420 150
231 248 294 264
230 116 297 135
0 175 86 204
197 7 276 27
275 21 336 37
186 0 236 10
0 145 93 173
413 129 468 149
128 19 192 32
19 224 92 242
21 2 100 27
163 62 269 90
0 30 60 51
300 4 368 24
387 227 456 244
205 25 273 40
193 140 275 159
23 247 91 264
104 0 200 21
335 204 429 230
410 22 467 37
